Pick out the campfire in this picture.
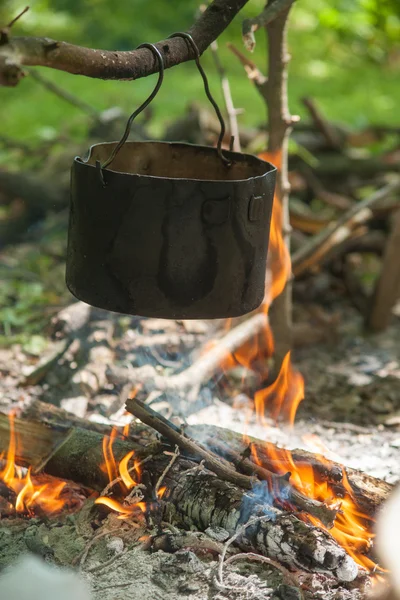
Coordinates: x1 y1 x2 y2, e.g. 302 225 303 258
0 160 389 598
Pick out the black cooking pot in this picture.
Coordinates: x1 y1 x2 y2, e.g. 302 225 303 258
66 141 276 319
65 35 277 319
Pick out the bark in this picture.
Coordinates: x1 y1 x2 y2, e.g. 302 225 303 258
263 2 295 380
0 0 250 85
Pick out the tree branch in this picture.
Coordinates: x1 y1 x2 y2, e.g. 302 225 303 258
264 2 296 379
0 0 250 87
242 0 296 51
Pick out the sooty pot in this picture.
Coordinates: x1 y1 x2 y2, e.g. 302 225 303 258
66 140 276 319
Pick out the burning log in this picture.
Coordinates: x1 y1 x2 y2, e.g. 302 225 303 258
189 424 392 520
125 397 339 528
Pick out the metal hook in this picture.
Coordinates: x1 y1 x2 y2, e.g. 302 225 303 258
99 43 165 177
168 32 231 167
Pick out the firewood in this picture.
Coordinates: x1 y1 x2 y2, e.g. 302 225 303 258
125 398 339 527
0 413 360 582
292 181 400 277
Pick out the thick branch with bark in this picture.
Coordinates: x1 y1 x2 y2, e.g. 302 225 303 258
0 0 250 86
264 2 296 378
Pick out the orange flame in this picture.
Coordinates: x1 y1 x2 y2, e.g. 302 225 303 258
217 149 303 424
254 351 304 426
0 414 67 515
250 441 377 571
96 428 151 520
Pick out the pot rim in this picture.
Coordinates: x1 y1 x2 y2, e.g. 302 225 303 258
75 140 277 185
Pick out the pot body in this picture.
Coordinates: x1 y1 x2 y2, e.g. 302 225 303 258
66 141 276 319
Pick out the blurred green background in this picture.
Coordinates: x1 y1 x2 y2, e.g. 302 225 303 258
1 0 399 144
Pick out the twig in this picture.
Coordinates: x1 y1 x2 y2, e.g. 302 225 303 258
84 549 128 574
126 399 338 527
302 97 342 151
216 515 273 589
0 0 250 86
210 39 241 152
292 180 400 277
78 528 121 569
224 552 304 597
1 6 29 44
155 446 180 496
126 398 255 490
242 0 295 51
6 7 29 30
227 42 268 96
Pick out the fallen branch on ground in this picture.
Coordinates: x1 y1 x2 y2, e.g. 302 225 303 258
108 312 268 400
292 180 400 277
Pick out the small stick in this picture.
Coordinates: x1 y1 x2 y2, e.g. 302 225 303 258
155 446 180 496
126 398 255 490
78 528 121 569
302 97 342 151
28 69 100 119
6 6 29 30
0 6 29 46
210 39 241 152
225 552 303 597
226 42 268 96
216 515 271 588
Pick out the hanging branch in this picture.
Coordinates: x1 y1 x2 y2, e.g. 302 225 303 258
0 0 251 87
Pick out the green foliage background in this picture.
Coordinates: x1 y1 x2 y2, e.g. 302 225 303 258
0 0 399 144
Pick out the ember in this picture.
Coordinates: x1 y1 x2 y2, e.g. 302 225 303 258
0 414 67 516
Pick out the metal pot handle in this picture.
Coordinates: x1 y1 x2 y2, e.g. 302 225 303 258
99 43 165 174
98 33 231 182
168 32 230 167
